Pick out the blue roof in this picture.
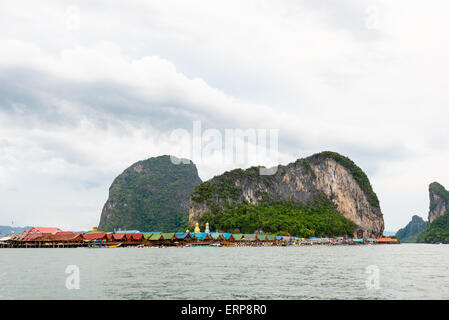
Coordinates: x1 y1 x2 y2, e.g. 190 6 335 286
222 233 232 239
115 230 140 233
191 232 209 240
175 232 191 239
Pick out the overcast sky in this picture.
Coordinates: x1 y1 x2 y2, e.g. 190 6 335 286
1 0 448 231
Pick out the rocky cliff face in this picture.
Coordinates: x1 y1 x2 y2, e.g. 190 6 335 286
428 182 449 223
189 151 384 238
99 155 202 232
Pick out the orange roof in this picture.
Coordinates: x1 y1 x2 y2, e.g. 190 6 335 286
377 237 398 242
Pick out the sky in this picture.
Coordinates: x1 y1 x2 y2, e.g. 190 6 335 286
1 0 449 231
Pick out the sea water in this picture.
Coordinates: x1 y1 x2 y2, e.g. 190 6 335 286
1 244 448 299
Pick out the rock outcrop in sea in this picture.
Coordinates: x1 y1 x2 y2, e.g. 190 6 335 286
189 151 384 238
99 155 202 232
428 182 449 223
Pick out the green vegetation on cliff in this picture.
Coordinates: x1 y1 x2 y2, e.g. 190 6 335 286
191 166 276 206
395 215 428 243
99 155 202 232
422 212 449 243
191 152 379 211
295 159 316 178
429 182 449 211
308 151 380 209
198 198 358 237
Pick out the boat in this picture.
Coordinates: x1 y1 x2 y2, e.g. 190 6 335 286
88 240 121 248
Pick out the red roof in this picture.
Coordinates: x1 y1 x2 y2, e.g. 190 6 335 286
22 234 43 241
55 232 77 236
106 233 126 240
127 233 143 240
34 234 55 241
83 233 107 240
22 232 84 242
53 232 83 241
28 227 62 234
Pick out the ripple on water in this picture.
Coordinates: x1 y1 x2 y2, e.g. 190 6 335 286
1 244 448 299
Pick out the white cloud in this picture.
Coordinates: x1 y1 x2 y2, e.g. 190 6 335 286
0 0 449 231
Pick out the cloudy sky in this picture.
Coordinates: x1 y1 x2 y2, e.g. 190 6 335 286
1 0 448 231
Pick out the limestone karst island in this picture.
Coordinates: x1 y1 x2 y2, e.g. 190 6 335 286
0 152 400 248
396 182 449 244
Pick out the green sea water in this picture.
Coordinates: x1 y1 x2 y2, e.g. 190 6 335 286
1 244 448 299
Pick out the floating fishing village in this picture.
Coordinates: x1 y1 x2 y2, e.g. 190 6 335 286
0 223 399 248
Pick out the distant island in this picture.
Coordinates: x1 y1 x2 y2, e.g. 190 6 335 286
396 216 428 243
396 182 449 243
0 226 32 236
98 151 385 239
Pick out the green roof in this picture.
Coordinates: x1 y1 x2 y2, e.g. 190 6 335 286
143 233 156 240
256 234 267 241
233 234 244 240
161 233 175 240
149 233 163 241
266 235 276 241
243 234 256 240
